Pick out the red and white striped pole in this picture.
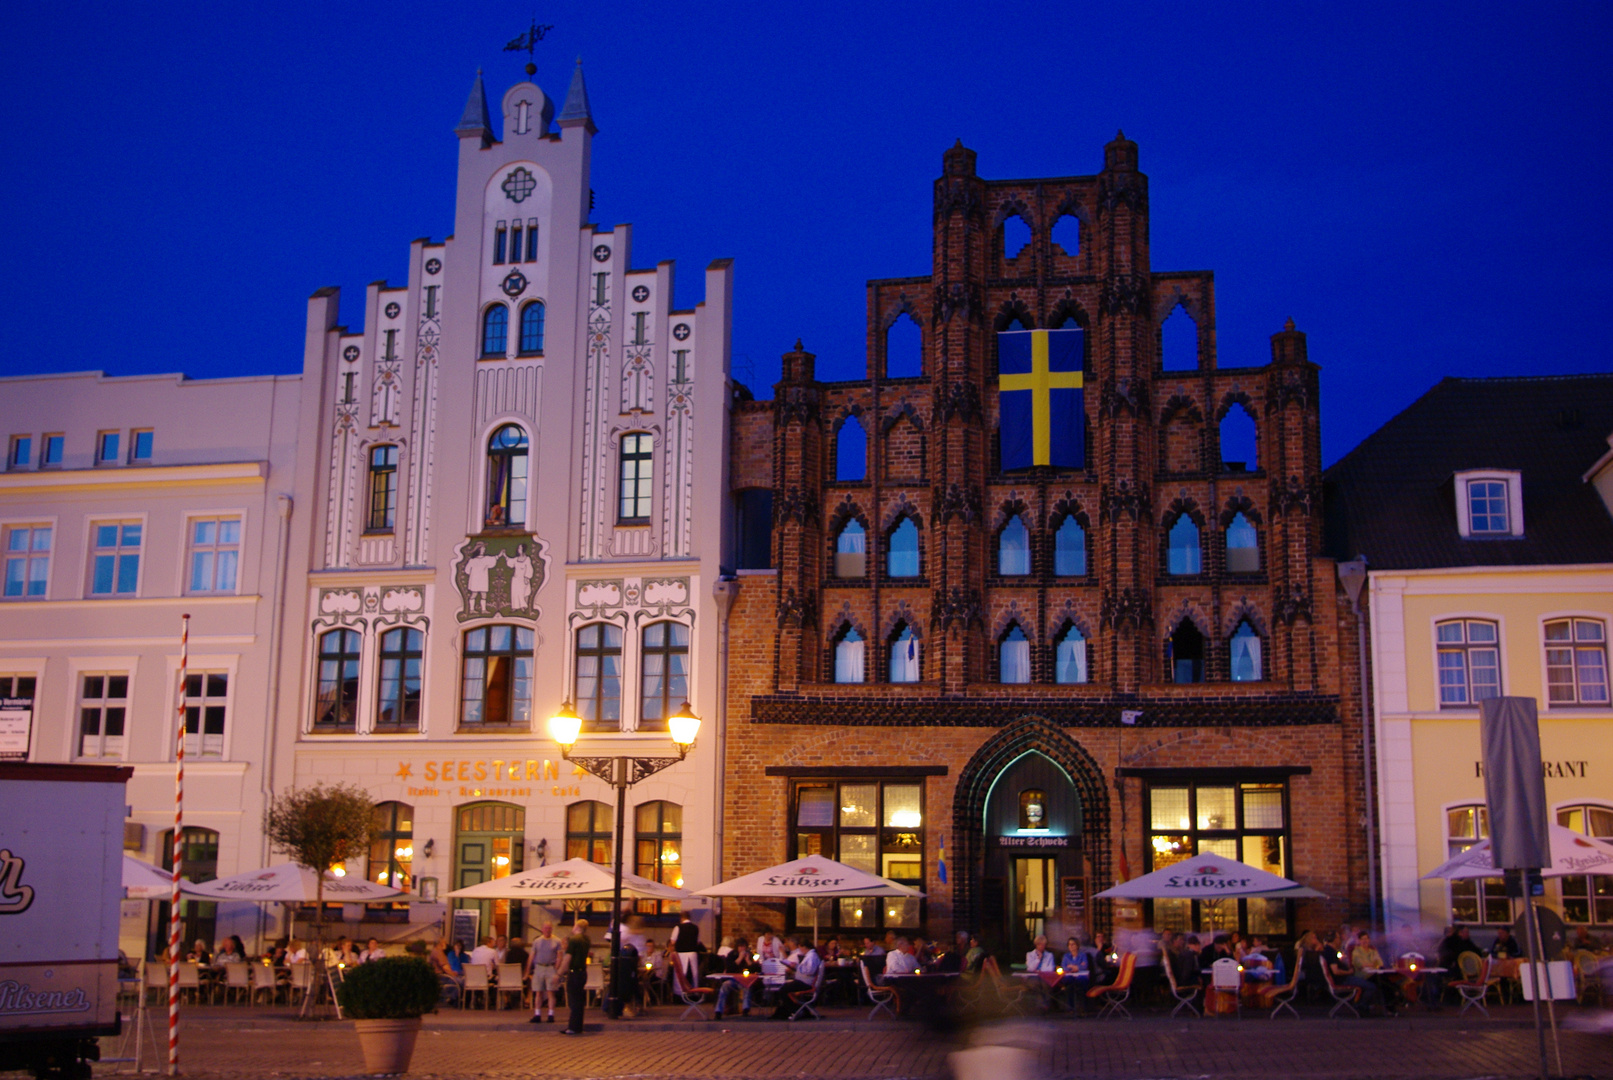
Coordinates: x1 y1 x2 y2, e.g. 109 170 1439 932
168 613 189 1077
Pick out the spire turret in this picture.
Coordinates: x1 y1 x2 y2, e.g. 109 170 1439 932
455 69 494 144
557 58 596 133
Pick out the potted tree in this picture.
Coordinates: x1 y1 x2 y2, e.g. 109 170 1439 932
337 957 440 1074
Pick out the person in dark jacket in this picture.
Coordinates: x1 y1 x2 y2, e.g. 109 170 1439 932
672 913 703 988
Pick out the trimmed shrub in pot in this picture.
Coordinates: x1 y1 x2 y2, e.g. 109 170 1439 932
337 957 440 1074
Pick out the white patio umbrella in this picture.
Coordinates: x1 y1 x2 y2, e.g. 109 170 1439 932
180 862 405 902
1094 851 1326 900
444 857 689 901
1420 823 1613 880
123 854 177 900
694 854 925 944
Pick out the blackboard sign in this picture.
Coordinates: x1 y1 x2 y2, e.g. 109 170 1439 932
451 907 480 951
0 698 32 762
1060 876 1085 919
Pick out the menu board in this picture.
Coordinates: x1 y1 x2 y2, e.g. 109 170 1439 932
0 698 32 761
450 907 480 951
1060 876 1086 919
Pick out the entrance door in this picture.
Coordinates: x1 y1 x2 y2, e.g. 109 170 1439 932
1011 857 1058 960
454 802 524 939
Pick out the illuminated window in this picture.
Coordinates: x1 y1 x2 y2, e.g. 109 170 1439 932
567 800 613 865
635 800 683 914
833 626 865 684
1230 621 1262 682
1447 804 1511 925
789 780 923 932
485 425 529 528
889 624 919 683
1146 781 1290 935
1055 625 1088 685
368 802 414 891
1000 625 1030 684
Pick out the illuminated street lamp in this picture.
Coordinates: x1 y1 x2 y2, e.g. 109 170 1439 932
547 698 700 1018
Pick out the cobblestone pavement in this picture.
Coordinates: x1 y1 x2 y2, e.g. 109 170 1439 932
88 1003 1613 1079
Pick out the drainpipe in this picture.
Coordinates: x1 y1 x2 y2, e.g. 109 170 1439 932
711 575 739 940
256 493 294 950
1337 556 1377 931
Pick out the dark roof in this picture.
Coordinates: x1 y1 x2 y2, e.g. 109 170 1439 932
1323 374 1613 570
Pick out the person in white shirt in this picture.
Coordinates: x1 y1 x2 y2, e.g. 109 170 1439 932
882 938 921 980
468 936 499 972
1025 934 1057 972
771 938 822 1018
359 937 387 964
755 929 786 962
285 940 309 965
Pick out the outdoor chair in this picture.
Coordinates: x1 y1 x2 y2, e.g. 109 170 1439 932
286 962 313 1006
143 960 167 1005
175 962 202 1005
1163 955 1200 1018
462 965 491 1010
1573 950 1604 1006
860 960 898 1019
1451 956 1498 1018
249 962 280 1005
1320 960 1360 1019
1210 957 1243 1020
584 961 604 1006
1089 952 1137 1020
979 956 1028 1014
670 956 713 1021
1257 959 1303 1019
219 962 251 1005
495 963 525 1010
788 962 827 1021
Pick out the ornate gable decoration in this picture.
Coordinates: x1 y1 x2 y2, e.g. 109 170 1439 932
451 533 551 622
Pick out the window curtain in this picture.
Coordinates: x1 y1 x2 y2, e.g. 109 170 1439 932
835 633 865 683
1056 633 1087 684
1000 634 1030 683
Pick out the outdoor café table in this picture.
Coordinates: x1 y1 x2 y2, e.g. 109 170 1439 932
1014 969 1081 1011
706 971 778 1012
881 972 958 1017
1200 969 1244 1016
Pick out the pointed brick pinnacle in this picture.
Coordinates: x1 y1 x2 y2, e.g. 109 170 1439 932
794 339 804 351
1284 318 1296 332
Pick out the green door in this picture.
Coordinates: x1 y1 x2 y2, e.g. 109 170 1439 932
454 803 525 939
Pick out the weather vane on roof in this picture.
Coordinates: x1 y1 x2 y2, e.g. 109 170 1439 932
504 18 554 78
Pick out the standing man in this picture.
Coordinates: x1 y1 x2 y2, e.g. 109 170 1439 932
672 911 703 989
528 923 561 1024
559 920 591 1036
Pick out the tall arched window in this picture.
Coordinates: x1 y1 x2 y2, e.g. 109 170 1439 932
368 445 397 531
1168 622 1204 684
376 627 423 731
890 625 919 683
1226 513 1259 573
314 629 362 731
485 425 529 528
888 518 919 578
834 627 865 683
1054 517 1086 576
519 301 546 355
885 313 922 379
1230 621 1262 682
481 304 508 358
640 621 689 730
998 517 1030 576
367 801 414 890
1168 517 1201 575
1000 625 1030 684
836 415 867 480
460 625 534 728
834 520 867 578
1055 625 1088 684
575 623 623 729
635 800 684 913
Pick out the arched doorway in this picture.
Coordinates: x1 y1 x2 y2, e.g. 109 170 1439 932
952 716 1110 962
454 802 525 940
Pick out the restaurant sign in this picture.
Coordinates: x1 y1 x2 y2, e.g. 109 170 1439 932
997 835 1071 849
388 758 590 801
0 699 31 762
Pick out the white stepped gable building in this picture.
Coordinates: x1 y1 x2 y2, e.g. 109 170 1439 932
281 64 736 942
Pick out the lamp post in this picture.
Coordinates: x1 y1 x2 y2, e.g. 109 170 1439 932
548 699 700 1019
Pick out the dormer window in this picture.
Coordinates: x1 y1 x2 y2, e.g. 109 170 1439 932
1455 470 1523 538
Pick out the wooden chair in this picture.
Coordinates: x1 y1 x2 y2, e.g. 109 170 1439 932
1163 955 1200 1018
1320 960 1360 1019
462 965 491 1010
1257 959 1304 1019
670 956 714 1021
220 962 251 1005
495 963 525 1010
1088 952 1138 1020
1210 957 1243 1020
979 956 1028 1014
860 960 898 1019
787 962 827 1021
249 963 280 1005
1450 956 1498 1018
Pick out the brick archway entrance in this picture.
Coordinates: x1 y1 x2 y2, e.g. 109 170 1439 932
951 716 1111 949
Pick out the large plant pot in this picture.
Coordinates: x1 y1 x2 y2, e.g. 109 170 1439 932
354 1016 422 1075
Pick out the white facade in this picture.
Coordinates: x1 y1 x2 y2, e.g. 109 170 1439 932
280 67 734 944
0 369 302 958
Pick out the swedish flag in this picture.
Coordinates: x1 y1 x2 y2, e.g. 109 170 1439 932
999 328 1084 470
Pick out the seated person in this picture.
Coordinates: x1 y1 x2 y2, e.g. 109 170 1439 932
284 939 308 965
771 938 822 1018
468 935 499 972
963 934 986 976
1058 936 1092 1012
882 938 922 979
1324 931 1385 1015
1241 935 1276 982
1167 934 1202 988
1438 926 1482 971
360 937 387 964
1490 927 1522 959
187 939 211 965
1084 931 1118 987
935 932 967 974
861 936 885 957
1350 931 1384 974
713 942 760 1018
1024 934 1057 973
428 939 462 1005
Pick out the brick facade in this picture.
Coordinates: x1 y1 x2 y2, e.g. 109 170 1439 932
722 134 1368 956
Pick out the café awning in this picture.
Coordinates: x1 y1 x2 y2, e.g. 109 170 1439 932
1421 823 1613 880
694 854 924 900
1094 851 1326 900
181 862 405 902
123 854 177 900
445 857 689 901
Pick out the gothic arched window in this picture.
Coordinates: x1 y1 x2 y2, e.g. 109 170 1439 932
481 304 508 358
998 517 1030 576
888 519 919 578
1000 625 1030 684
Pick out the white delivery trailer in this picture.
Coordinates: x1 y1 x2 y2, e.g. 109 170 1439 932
0 762 133 1079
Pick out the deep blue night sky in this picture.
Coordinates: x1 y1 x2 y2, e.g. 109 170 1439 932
3 2 1608 463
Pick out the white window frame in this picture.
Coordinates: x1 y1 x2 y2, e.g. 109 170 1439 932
1539 613 1611 708
8 434 33 470
67 657 139 762
375 624 429 734
84 514 148 599
164 654 240 761
1 517 57 601
309 624 368 737
1430 613 1507 710
1453 470 1524 538
1441 799 1514 926
180 510 247 596
96 430 122 467
1551 799 1613 925
129 429 154 464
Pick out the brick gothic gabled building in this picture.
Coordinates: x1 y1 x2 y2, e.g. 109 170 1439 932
722 134 1368 956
